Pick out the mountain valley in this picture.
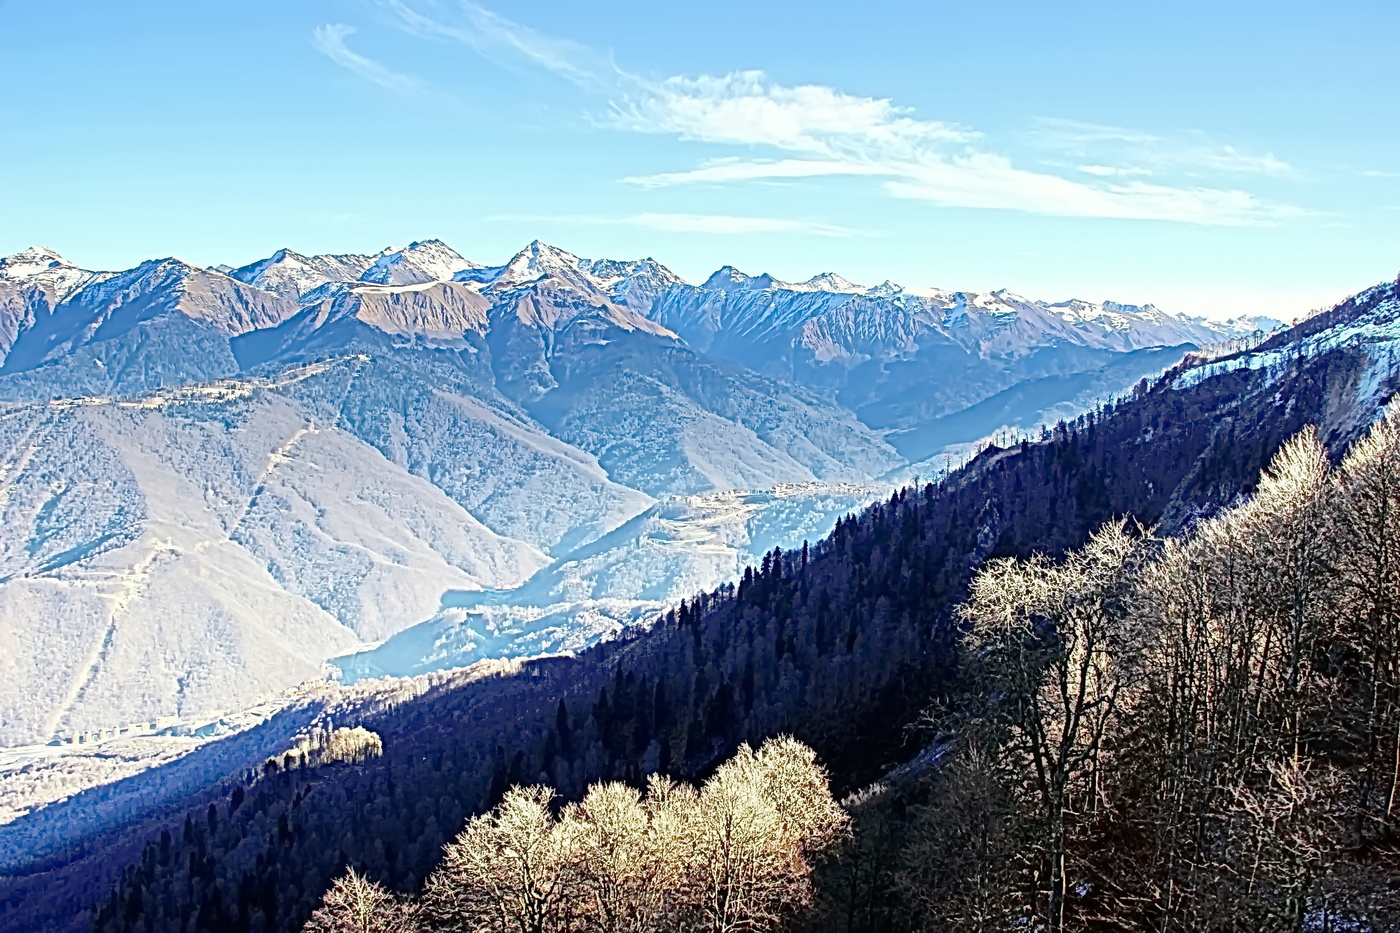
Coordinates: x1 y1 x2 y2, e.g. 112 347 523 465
0 239 1277 746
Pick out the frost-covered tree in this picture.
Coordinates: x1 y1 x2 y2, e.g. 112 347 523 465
422 785 583 933
679 737 848 933
302 868 415 933
960 521 1151 932
414 737 843 933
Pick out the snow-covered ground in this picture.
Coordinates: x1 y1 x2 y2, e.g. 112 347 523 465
0 689 304 826
334 480 887 682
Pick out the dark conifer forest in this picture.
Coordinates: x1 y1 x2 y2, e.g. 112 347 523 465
1 287 1395 933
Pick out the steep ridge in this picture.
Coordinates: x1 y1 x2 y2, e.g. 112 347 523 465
358 240 483 287
0 247 108 304
238 280 493 362
366 241 904 496
3 272 1386 933
577 255 687 312
0 259 296 399
228 241 485 299
641 275 1271 445
0 248 109 367
226 248 377 301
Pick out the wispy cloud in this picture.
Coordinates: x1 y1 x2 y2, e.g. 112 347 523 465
380 0 612 89
1030 118 1293 178
1077 164 1151 178
625 156 1301 227
312 24 429 95
624 158 886 188
608 71 976 157
493 212 870 237
380 2 1303 227
884 158 1297 226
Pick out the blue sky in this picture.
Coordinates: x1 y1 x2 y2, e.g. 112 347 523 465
1 0 1397 319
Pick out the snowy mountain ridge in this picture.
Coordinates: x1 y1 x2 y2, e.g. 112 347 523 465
0 237 1290 746
2 242 1272 369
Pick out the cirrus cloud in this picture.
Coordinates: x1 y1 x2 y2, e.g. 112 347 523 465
376 1 1305 228
312 24 429 96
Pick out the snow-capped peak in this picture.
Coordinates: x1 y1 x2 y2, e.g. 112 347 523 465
229 248 377 300
578 256 686 290
576 256 687 313
863 280 905 298
702 266 776 292
0 245 72 273
492 240 590 290
359 239 483 287
0 246 107 301
786 272 864 293
700 267 870 295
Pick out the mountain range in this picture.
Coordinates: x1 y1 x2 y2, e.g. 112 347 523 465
2 259 1393 933
0 239 1279 745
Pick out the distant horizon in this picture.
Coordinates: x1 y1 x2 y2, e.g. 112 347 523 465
5 0 1397 325
5 237 1322 326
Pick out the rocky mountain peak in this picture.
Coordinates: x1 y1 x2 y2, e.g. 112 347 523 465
0 246 105 302
702 266 776 292
360 240 482 286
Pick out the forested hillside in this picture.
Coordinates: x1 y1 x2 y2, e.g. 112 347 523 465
0 282 1391 933
813 420 1400 932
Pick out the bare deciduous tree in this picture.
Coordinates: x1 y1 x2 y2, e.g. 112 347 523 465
961 521 1151 933
422 785 584 933
303 868 416 933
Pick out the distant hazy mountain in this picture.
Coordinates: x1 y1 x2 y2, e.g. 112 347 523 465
640 270 1272 460
0 239 1280 744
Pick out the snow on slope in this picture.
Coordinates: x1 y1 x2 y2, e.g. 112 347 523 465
335 481 885 682
0 248 111 367
701 266 864 295
228 248 377 300
577 255 687 312
1171 279 1400 421
0 257 299 399
230 241 485 298
361 239 484 286
485 240 677 337
0 366 554 745
651 275 1269 371
0 247 108 304
0 237 1289 746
